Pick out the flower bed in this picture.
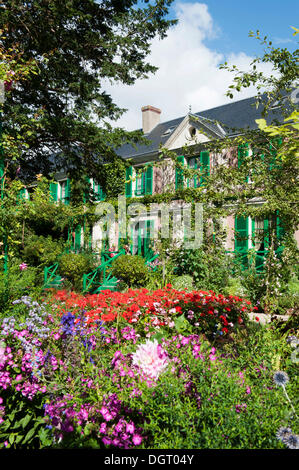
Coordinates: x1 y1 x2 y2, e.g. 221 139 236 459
0 289 298 449
50 286 258 339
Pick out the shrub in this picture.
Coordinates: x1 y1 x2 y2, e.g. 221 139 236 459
171 275 193 292
59 252 96 291
223 277 250 299
173 246 232 293
22 235 65 268
0 262 42 314
111 255 149 287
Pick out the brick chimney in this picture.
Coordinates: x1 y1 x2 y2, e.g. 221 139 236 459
141 105 161 134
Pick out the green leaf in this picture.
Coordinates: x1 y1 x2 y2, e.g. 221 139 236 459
21 414 32 429
23 427 36 444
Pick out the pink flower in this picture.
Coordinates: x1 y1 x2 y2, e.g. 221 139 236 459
132 434 143 446
132 339 169 380
19 262 28 271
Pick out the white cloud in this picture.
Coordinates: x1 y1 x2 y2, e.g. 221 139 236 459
104 2 273 131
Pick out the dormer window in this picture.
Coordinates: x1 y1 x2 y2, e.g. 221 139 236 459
162 126 176 137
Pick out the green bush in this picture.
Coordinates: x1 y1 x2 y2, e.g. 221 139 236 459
223 277 250 298
0 261 42 314
22 234 65 268
171 274 194 291
111 254 149 287
59 252 96 291
173 246 232 293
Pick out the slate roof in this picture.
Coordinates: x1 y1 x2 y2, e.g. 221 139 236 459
117 94 286 161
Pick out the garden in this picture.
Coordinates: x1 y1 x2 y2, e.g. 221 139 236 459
0 241 298 449
0 1 298 452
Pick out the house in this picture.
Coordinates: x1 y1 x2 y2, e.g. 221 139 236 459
111 96 298 266
25 93 299 271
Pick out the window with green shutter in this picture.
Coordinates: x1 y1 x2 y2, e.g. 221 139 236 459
145 164 153 195
252 217 268 272
125 166 132 198
175 155 184 190
50 182 58 202
134 164 153 196
60 179 70 205
93 180 105 201
74 225 81 252
187 152 209 187
187 156 200 188
200 151 210 185
135 169 145 196
235 215 249 268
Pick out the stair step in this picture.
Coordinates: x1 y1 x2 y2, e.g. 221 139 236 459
44 275 63 289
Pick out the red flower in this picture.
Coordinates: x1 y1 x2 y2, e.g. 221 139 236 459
255 317 259 322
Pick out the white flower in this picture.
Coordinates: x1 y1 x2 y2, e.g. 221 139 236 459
132 339 169 380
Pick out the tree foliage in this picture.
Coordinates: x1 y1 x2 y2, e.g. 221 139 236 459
0 0 176 180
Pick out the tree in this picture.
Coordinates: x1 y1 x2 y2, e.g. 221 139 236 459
0 0 176 182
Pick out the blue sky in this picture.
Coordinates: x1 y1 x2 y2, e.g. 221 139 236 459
169 0 298 55
106 1 298 130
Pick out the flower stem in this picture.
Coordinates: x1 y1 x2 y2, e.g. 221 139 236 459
282 385 298 419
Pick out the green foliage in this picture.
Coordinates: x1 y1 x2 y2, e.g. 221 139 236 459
0 0 176 179
0 262 41 314
131 325 298 449
173 245 232 293
22 234 65 268
171 274 194 292
59 252 96 291
111 254 149 287
0 391 52 449
223 277 250 298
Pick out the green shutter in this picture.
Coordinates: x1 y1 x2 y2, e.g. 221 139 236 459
50 182 58 202
125 166 132 198
65 178 71 205
145 165 153 195
83 177 91 203
144 220 154 260
200 151 210 185
235 216 248 268
74 225 81 252
175 155 184 190
93 179 105 201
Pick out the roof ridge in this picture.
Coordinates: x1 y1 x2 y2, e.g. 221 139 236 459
154 94 258 129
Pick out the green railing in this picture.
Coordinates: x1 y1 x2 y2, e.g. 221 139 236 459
43 263 59 288
82 249 125 293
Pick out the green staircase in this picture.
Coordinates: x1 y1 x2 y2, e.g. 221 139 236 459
82 249 125 294
43 263 63 289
